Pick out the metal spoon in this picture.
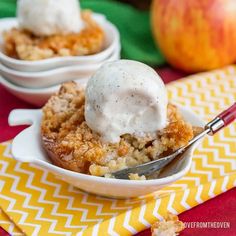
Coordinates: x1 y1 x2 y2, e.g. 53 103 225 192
111 103 236 180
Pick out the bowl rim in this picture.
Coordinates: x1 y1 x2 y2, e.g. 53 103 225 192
0 75 89 93
0 47 120 77
10 105 205 186
0 75 60 93
0 14 120 67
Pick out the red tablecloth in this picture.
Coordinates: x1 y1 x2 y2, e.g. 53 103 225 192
0 67 235 236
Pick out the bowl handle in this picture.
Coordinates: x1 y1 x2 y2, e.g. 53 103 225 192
8 109 42 162
8 109 41 126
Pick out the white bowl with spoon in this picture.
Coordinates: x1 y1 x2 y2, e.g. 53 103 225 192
9 103 236 198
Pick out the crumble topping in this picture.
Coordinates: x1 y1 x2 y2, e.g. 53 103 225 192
3 11 104 60
151 213 185 236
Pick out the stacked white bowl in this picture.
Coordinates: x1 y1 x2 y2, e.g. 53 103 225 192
0 13 120 106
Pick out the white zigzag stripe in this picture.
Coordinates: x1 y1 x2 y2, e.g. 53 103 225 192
90 196 140 234
200 150 225 176
122 196 153 234
167 88 178 100
138 200 150 227
108 217 119 236
209 136 236 158
195 185 203 204
221 176 229 192
80 194 109 223
91 223 100 236
170 183 189 190
0 180 5 192
97 194 140 236
191 99 216 115
167 193 178 214
123 209 137 234
203 92 235 107
229 125 236 134
217 136 236 153
90 193 124 216
85 192 138 236
69 186 119 220
208 180 216 198
205 140 236 170
199 92 229 108
190 161 213 182
2 142 12 158
152 200 162 220
220 129 236 142
168 87 207 116
104 197 139 236
76 231 83 236
180 189 191 210
0 160 8 187
234 178 236 187
181 177 200 186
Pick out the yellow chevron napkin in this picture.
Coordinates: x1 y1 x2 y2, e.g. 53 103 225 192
0 66 236 236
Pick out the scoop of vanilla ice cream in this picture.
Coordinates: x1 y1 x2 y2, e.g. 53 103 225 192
17 0 84 36
85 60 168 143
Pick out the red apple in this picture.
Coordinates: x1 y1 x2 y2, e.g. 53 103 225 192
151 0 236 72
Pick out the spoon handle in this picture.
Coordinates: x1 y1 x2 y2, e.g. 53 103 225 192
218 102 236 126
206 102 236 135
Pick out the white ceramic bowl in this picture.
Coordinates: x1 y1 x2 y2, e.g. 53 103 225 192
0 75 84 106
0 14 120 72
9 107 204 198
0 47 120 88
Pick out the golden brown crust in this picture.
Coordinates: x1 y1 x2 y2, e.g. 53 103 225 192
3 11 105 60
41 82 199 177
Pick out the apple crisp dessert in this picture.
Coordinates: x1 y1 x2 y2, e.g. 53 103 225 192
41 82 201 179
3 11 105 61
